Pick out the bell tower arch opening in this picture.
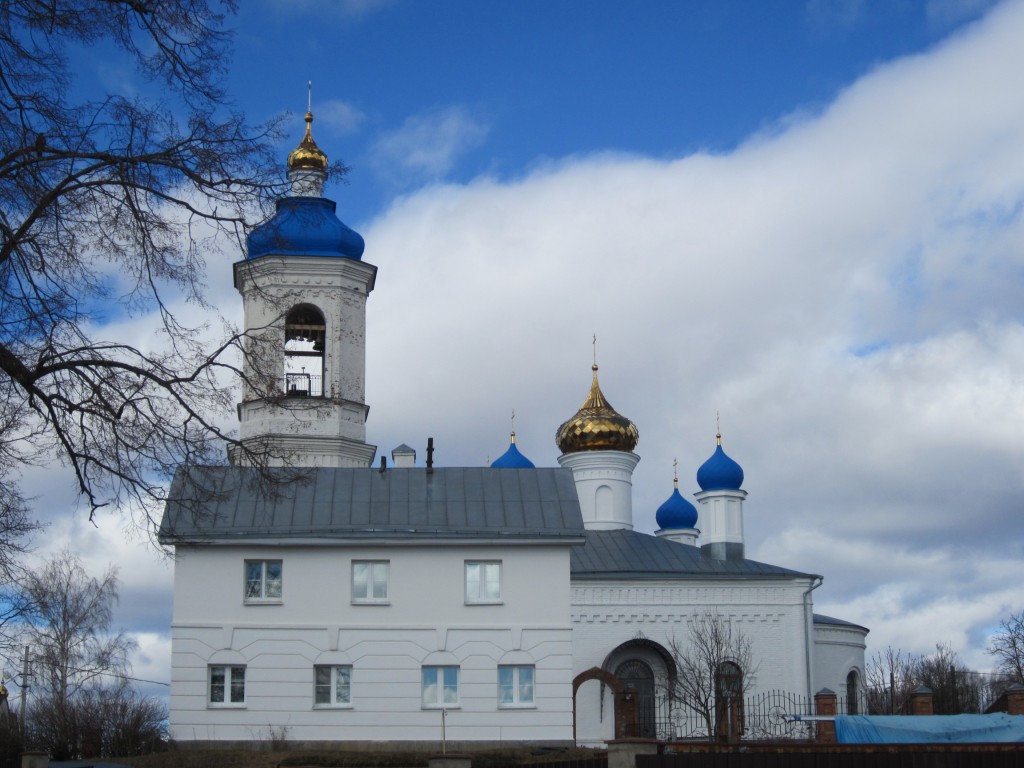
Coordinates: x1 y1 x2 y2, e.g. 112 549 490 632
284 304 326 397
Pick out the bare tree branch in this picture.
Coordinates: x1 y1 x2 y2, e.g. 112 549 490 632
664 612 758 742
0 0 349 535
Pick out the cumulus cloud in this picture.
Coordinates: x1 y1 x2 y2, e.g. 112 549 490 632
370 105 490 185
358 0 1024 670
314 98 367 137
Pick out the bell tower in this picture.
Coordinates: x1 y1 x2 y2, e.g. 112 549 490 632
228 106 377 468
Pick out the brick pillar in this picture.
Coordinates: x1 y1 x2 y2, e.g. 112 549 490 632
910 686 933 715
1006 683 1024 715
815 688 837 743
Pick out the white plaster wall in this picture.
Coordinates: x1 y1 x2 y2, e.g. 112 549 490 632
169 543 575 744
812 623 868 707
694 490 746 548
557 451 640 530
570 578 815 745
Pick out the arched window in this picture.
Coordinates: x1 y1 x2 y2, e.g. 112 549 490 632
615 659 656 739
284 305 325 397
846 669 860 715
715 661 744 742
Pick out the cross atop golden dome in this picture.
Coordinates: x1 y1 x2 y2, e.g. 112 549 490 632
555 364 639 454
287 109 328 172
287 82 327 173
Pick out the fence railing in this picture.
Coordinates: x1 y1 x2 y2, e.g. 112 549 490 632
284 373 323 397
653 689 868 742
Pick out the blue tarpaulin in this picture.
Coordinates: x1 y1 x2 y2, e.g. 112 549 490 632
835 714 1024 743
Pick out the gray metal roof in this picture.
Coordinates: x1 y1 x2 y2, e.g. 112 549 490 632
570 529 819 581
159 466 585 543
813 613 870 632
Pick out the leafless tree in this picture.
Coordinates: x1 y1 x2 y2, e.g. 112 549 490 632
31 680 166 759
916 642 984 714
867 643 986 715
866 645 920 714
0 1 348 530
17 550 135 758
665 612 758 742
988 609 1024 686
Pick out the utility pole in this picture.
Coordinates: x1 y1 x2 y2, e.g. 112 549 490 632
19 645 29 741
889 669 895 714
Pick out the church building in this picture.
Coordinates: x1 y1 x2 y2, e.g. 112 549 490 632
159 112 867 748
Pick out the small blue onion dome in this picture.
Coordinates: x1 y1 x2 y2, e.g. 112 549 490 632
247 197 365 260
491 432 535 469
696 434 744 491
656 480 698 530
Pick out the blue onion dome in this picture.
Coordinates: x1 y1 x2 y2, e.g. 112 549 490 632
556 365 639 454
656 477 698 530
696 433 744 491
247 197 365 259
247 110 365 260
491 432 536 469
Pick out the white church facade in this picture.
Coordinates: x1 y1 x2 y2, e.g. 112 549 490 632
159 112 867 748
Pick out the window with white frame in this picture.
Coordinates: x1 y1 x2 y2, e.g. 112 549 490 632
498 664 535 707
209 664 246 706
422 665 459 707
465 560 501 603
244 559 282 602
314 665 352 707
352 560 389 603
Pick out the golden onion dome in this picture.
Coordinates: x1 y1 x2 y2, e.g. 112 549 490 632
556 364 639 454
287 110 328 171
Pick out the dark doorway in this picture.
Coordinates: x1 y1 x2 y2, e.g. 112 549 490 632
615 658 656 738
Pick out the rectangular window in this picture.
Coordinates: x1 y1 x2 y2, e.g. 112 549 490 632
465 561 501 603
244 560 282 602
422 665 459 708
209 665 245 706
314 665 352 707
352 560 389 603
498 665 535 707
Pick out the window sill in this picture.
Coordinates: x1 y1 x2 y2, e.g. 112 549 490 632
422 704 461 710
499 704 537 710
207 703 246 709
313 704 353 710
465 600 504 606
243 599 283 605
351 599 390 606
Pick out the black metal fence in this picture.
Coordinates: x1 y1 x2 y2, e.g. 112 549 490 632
285 372 323 397
653 690 868 742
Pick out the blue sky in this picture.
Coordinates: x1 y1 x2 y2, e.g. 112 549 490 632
17 0 1024 704
233 0 997 224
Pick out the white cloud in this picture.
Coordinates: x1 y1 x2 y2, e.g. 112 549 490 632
358 0 1024 670
314 98 367 137
370 105 490 185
